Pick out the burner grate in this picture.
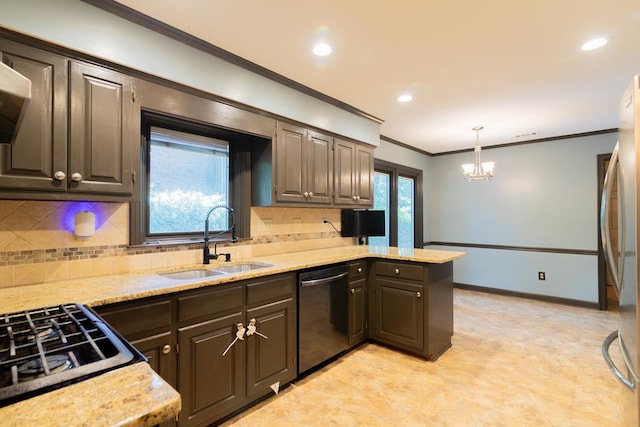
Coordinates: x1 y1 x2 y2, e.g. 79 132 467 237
0 303 144 406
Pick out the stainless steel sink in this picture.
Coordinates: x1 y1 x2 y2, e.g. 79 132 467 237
215 262 273 274
161 269 226 280
160 262 273 280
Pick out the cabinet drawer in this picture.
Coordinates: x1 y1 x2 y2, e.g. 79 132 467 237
349 261 367 279
178 284 243 323
375 261 424 281
246 273 295 307
96 298 172 338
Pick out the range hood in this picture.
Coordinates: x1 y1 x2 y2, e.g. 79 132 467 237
0 61 31 144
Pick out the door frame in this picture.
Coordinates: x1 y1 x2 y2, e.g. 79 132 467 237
596 152 611 311
373 159 423 248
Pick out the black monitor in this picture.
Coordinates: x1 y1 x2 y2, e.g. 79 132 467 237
340 209 385 237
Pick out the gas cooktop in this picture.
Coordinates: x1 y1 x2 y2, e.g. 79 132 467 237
0 303 145 407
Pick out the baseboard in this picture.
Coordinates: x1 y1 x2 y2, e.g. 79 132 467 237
454 283 598 309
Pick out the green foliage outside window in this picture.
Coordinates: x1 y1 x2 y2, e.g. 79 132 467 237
149 190 226 233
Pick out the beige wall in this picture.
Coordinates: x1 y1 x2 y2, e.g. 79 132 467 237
0 200 351 288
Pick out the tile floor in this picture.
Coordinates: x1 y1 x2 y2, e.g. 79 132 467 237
222 289 625 426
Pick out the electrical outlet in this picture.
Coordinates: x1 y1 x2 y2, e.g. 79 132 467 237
538 272 546 281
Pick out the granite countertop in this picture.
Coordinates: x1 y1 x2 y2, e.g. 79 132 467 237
1 363 180 427
0 246 465 314
0 245 463 425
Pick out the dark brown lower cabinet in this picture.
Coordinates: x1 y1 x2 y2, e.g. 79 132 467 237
348 261 367 346
95 297 176 427
130 331 175 386
178 312 245 427
371 260 453 360
374 278 424 351
245 298 295 400
95 272 296 427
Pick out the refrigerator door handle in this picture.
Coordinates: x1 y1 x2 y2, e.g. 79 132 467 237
602 330 636 390
600 142 622 297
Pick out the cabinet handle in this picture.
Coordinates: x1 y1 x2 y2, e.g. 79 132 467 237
54 171 66 181
416 292 422 298
395 268 400 275
71 172 83 182
162 344 171 354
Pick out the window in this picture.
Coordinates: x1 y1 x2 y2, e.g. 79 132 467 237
369 160 422 248
149 127 230 235
130 111 260 245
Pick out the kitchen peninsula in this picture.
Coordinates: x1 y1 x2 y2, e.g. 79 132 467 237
0 245 464 426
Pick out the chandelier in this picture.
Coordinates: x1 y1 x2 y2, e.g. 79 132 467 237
461 126 495 182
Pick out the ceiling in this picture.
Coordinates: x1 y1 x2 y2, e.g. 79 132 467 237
113 0 640 154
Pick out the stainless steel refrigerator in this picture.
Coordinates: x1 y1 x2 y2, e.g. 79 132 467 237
602 75 640 426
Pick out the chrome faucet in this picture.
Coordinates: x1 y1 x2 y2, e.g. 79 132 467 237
203 205 237 264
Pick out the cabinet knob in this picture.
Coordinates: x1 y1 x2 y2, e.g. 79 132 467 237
357 267 363 273
416 292 422 298
308 192 313 197
356 196 361 200
162 344 171 354
54 171 66 181
71 172 83 182
352 195 357 201
304 191 309 197
351 288 355 294
395 268 400 275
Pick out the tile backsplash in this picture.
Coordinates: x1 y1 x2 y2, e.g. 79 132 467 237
0 200 350 288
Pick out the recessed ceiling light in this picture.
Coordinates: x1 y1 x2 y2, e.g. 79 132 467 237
581 37 608 51
397 94 413 103
313 43 332 56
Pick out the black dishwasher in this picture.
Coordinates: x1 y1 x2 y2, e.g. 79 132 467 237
298 264 349 375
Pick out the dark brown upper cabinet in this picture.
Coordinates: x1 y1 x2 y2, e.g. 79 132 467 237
334 138 374 206
0 39 68 194
274 122 332 205
68 61 137 197
253 121 374 208
0 38 138 201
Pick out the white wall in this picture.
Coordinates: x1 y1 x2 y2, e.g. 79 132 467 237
375 138 433 242
0 0 380 146
427 132 617 302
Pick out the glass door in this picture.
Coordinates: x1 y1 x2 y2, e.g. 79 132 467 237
397 176 415 248
370 172 390 246
369 161 421 248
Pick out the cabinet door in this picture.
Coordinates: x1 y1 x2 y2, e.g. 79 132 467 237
306 130 333 204
178 312 245 427
245 298 296 400
0 40 67 192
374 277 424 351
69 61 136 196
355 145 374 205
131 331 176 388
274 122 306 203
333 138 355 204
348 276 366 346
